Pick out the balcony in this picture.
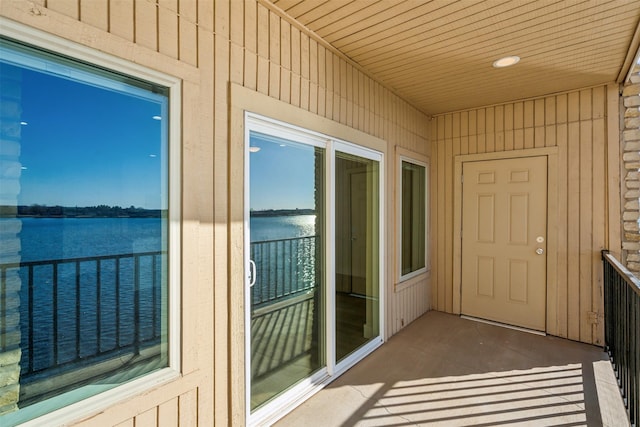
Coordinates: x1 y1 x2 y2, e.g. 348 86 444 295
276 311 629 426
0 251 165 408
1 243 635 426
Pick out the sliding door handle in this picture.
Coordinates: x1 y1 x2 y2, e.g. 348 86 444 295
249 259 257 287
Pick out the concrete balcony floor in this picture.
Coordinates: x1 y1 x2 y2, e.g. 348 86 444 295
276 311 629 427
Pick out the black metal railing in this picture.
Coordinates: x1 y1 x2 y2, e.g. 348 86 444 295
250 235 319 308
602 250 639 427
0 251 164 386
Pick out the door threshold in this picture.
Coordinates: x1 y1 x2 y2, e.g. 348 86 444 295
461 315 546 336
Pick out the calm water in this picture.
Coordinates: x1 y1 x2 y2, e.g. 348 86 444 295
250 214 316 242
7 215 316 261
249 215 319 306
16 217 164 262
1 217 166 374
1 216 315 372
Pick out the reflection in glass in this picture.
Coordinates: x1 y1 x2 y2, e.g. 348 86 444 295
0 37 169 425
401 161 426 276
248 131 325 410
335 152 380 362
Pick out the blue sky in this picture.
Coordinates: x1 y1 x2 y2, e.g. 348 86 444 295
249 132 318 211
16 66 167 209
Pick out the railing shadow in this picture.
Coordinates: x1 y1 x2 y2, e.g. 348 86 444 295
277 311 629 427
251 292 316 381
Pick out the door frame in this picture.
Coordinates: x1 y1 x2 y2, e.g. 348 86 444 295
452 147 559 334
241 110 385 426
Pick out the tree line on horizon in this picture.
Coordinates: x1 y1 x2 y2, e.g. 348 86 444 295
0 204 163 218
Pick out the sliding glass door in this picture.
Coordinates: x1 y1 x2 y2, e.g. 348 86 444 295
245 115 383 422
334 149 380 362
247 128 325 411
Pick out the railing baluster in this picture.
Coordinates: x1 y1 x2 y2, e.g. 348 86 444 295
152 254 157 338
278 240 283 298
602 250 639 427
287 239 291 296
75 261 81 360
0 251 164 387
292 239 298 293
96 259 101 354
1 267 6 351
115 257 121 350
28 264 34 373
134 254 140 355
53 263 58 365
249 235 319 308
632 290 638 426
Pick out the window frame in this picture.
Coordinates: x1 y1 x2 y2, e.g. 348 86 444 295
0 18 182 427
397 154 429 284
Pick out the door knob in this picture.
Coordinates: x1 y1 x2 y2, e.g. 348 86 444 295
536 248 544 255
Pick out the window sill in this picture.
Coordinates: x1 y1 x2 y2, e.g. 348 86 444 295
10 368 180 427
395 269 430 293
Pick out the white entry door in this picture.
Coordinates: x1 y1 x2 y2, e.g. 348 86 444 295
461 156 547 331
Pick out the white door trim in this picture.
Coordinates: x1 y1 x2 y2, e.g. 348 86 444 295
452 147 559 335
243 113 385 426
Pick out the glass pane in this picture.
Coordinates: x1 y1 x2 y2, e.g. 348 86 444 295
335 151 379 362
0 39 169 425
249 131 325 411
401 161 426 276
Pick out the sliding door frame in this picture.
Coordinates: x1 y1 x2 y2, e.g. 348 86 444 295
331 140 385 378
244 112 384 426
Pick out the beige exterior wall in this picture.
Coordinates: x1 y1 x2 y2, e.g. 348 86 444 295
0 0 430 425
431 85 622 346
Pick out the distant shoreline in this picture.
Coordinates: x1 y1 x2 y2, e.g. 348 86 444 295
0 205 163 219
1 206 314 219
250 209 315 217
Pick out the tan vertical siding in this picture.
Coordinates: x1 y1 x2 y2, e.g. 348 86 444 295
1 0 430 425
432 87 611 345
157 398 179 426
79 0 108 31
109 0 135 42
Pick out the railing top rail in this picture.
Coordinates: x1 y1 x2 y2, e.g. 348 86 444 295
250 235 319 245
602 250 640 297
0 250 165 270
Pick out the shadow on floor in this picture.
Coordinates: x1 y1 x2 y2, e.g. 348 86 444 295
276 311 628 427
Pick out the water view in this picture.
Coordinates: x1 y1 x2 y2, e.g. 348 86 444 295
2 217 166 378
5 214 317 369
16 217 164 262
250 214 316 242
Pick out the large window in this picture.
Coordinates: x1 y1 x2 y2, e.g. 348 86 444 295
0 35 179 426
399 159 427 280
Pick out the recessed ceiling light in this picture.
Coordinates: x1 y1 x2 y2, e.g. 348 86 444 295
152 115 162 120
493 55 520 68
249 146 261 153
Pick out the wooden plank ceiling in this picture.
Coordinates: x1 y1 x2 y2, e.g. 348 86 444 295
272 0 640 115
